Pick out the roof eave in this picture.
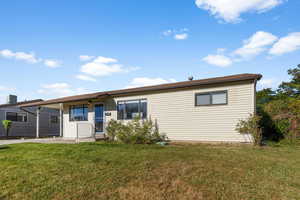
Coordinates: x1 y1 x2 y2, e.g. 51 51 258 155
20 73 262 107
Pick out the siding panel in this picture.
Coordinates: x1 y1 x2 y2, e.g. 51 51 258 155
109 81 255 142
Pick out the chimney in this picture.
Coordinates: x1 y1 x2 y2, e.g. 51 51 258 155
188 76 194 81
6 95 17 104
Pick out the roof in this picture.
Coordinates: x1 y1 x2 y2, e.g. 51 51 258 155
0 99 43 108
21 73 262 107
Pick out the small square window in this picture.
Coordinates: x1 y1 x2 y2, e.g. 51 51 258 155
212 92 227 105
196 94 210 105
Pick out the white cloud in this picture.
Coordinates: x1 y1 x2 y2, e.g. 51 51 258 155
269 32 300 55
0 86 8 91
37 83 89 98
79 55 95 61
195 0 284 23
174 33 188 40
80 56 138 77
93 56 118 64
234 31 278 59
0 49 39 63
0 49 15 58
202 54 233 67
0 49 61 68
76 74 97 82
0 86 17 104
126 77 177 88
162 28 189 40
258 78 278 89
81 63 123 77
44 59 61 68
0 85 15 92
163 30 172 36
217 48 226 53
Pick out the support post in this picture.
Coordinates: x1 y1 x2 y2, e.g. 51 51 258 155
59 103 63 137
36 107 40 138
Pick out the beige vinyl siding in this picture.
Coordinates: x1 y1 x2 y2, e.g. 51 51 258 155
106 80 255 142
61 80 255 142
62 102 95 138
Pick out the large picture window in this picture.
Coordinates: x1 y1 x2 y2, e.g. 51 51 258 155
69 104 88 121
117 99 147 120
6 112 27 122
195 91 227 106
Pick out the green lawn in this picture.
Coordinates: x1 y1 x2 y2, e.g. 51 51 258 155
0 142 299 200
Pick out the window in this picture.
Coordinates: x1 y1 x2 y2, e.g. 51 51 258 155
69 104 88 121
196 94 210 106
6 112 27 122
195 91 227 106
50 115 59 123
117 99 147 120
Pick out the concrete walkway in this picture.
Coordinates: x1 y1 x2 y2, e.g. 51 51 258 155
0 137 95 145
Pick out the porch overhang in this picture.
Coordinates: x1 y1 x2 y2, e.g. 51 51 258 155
20 93 111 109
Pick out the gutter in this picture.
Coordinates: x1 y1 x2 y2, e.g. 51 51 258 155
20 74 262 107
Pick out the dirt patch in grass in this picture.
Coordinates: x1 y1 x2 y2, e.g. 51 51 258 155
117 162 203 200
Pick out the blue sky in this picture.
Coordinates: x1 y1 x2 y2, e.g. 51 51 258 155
0 0 299 103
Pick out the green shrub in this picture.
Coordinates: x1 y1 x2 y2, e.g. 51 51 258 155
235 114 262 146
106 117 167 144
106 119 123 141
263 98 300 143
2 120 12 138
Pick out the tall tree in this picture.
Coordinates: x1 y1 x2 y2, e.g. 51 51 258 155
277 64 300 98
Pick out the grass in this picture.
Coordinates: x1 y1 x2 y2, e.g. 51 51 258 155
0 142 299 200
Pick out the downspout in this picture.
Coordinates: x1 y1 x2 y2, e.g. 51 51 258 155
36 107 40 138
59 103 63 137
254 79 257 115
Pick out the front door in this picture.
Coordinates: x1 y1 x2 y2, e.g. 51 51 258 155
95 104 104 133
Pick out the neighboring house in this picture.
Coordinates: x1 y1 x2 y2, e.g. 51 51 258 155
0 95 60 138
22 73 262 142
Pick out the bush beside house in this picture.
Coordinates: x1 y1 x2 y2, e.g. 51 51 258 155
236 114 262 146
2 120 12 138
106 117 167 144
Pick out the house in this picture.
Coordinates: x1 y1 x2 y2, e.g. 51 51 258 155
21 73 262 142
0 95 60 138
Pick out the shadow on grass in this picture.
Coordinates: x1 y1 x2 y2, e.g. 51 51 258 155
0 145 10 150
86 141 167 150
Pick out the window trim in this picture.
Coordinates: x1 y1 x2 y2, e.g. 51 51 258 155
5 111 28 123
69 104 88 122
195 90 228 106
117 98 147 120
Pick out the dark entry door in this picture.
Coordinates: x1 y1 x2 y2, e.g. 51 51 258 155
95 104 104 133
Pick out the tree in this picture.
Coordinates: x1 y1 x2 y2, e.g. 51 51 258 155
277 64 300 98
264 98 300 142
255 64 300 142
2 120 12 138
257 88 276 105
